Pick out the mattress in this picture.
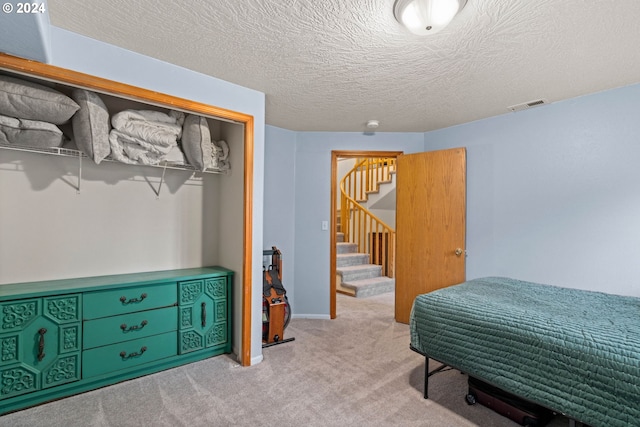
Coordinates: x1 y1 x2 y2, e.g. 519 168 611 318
409 277 640 427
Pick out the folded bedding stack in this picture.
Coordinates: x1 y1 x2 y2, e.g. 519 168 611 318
181 114 230 172
1 74 229 172
0 75 80 148
109 109 186 166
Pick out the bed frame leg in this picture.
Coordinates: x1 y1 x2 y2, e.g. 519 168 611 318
424 356 429 399
423 357 450 399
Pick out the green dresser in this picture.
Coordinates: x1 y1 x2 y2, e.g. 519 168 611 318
0 267 233 415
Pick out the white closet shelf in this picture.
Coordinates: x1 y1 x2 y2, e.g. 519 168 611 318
0 142 229 175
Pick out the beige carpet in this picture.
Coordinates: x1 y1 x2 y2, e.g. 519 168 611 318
2 293 570 426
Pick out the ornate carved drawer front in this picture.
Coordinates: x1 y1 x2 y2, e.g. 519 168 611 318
83 282 176 319
82 331 177 378
178 277 229 354
0 295 82 400
83 306 178 349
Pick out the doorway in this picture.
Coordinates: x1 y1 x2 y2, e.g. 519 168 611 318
330 150 403 319
331 148 467 323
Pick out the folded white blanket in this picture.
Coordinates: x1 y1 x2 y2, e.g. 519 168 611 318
108 109 186 165
109 129 174 165
111 109 184 147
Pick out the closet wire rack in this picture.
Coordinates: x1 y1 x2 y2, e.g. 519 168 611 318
0 142 229 197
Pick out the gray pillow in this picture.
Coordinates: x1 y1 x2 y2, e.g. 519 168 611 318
0 114 64 148
71 89 110 164
0 74 80 124
181 114 212 171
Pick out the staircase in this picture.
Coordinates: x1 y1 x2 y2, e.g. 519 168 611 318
336 229 395 297
336 157 396 298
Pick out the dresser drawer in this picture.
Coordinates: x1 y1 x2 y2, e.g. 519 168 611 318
84 282 176 319
83 306 177 350
82 331 177 378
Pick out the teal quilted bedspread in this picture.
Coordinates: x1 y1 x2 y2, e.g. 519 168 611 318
410 277 640 427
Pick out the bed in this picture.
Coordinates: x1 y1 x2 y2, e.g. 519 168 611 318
409 277 640 427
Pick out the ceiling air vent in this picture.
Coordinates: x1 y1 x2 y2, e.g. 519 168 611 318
508 99 548 112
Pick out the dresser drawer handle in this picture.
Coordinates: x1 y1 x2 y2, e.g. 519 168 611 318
201 302 207 327
37 328 47 362
120 346 147 360
120 320 148 332
119 293 148 305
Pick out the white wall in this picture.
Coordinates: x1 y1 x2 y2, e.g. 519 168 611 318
369 208 395 228
424 84 640 297
0 150 220 282
0 25 266 364
263 126 296 305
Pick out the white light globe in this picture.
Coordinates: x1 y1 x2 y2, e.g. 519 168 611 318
394 0 467 35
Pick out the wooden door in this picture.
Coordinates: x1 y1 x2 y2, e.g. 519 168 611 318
395 148 466 324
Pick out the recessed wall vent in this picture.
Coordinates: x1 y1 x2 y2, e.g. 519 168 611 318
508 99 548 112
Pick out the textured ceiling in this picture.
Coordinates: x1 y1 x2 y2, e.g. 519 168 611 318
47 0 640 132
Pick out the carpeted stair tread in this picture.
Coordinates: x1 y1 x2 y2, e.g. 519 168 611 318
341 277 395 298
337 242 358 254
337 264 382 281
336 253 369 267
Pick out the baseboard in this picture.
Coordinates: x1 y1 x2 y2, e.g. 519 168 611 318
291 314 331 320
250 354 264 365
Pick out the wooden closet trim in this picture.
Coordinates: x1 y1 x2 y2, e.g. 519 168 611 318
0 53 254 367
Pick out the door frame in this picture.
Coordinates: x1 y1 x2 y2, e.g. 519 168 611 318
330 150 404 319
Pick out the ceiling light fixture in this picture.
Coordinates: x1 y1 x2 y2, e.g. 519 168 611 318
394 0 467 35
